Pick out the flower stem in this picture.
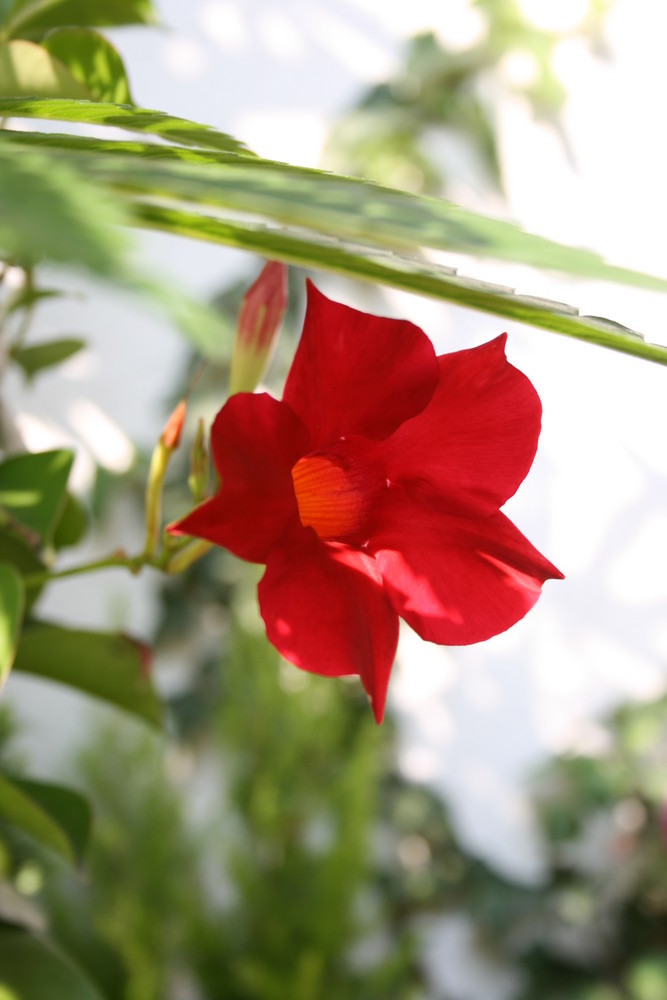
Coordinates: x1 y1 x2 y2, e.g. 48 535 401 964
22 551 144 590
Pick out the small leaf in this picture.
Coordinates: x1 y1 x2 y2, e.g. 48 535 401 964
5 0 156 40
0 926 105 999
0 39 90 98
0 449 73 544
0 563 24 692
10 337 86 379
0 772 73 861
52 491 88 549
13 621 161 726
11 777 92 860
5 285 64 315
42 29 132 104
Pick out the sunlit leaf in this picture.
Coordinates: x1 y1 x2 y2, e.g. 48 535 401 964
0 563 23 692
0 39 90 98
12 621 161 725
4 0 155 40
0 449 73 543
0 926 105 999
41 29 132 104
10 337 86 379
0 95 253 153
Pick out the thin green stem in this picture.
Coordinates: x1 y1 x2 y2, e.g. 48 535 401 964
22 551 145 590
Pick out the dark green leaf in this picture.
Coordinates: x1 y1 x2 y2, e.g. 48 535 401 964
5 0 156 40
0 562 23 691
0 529 45 610
13 621 161 726
0 449 73 543
10 337 86 378
0 926 105 999
52 491 88 549
0 95 253 153
0 772 73 861
0 39 90 98
41 29 132 104
11 777 92 859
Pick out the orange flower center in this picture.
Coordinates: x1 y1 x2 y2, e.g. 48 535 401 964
291 454 369 540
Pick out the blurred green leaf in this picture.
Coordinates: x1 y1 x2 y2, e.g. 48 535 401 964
0 926 105 999
0 772 73 861
0 140 129 275
4 0 155 40
0 449 73 544
4 285 64 315
0 563 23 692
12 621 161 726
0 39 90 98
52 492 88 550
10 337 85 379
0 95 253 153
0 529 45 609
41 29 132 104
11 777 92 860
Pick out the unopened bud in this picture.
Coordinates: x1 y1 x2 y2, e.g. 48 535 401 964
229 261 287 394
188 417 209 504
161 400 187 450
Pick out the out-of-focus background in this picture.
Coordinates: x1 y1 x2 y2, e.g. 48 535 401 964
4 1 667 997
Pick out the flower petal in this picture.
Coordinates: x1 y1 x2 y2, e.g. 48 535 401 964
282 281 438 446
371 487 563 645
379 335 543 515
169 392 309 563
258 530 399 722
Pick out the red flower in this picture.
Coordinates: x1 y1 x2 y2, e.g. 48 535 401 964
170 282 563 723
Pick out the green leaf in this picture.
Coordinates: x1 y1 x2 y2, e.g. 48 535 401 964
18 135 664 295
4 0 156 40
10 337 86 379
0 563 23 692
12 621 161 726
41 28 132 104
0 95 253 153
0 140 129 275
0 529 45 609
0 39 90 98
0 772 73 861
11 777 92 860
5 285 64 315
0 450 73 544
0 926 105 999
133 203 667 367
51 491 88 549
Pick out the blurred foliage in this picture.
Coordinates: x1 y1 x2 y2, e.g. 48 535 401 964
324 0 610 196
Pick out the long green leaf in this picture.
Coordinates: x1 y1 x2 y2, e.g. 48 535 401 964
0 95 253 153
0 562 23 692
12 621 162 725
0 926 105 999
0 772 73 861
1 124 664 293
132 203 667 366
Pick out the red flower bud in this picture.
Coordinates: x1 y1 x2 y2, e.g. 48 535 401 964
230 261 287 394
160 400 187 450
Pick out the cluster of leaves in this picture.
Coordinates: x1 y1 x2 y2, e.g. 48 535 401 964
325 0 611 195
